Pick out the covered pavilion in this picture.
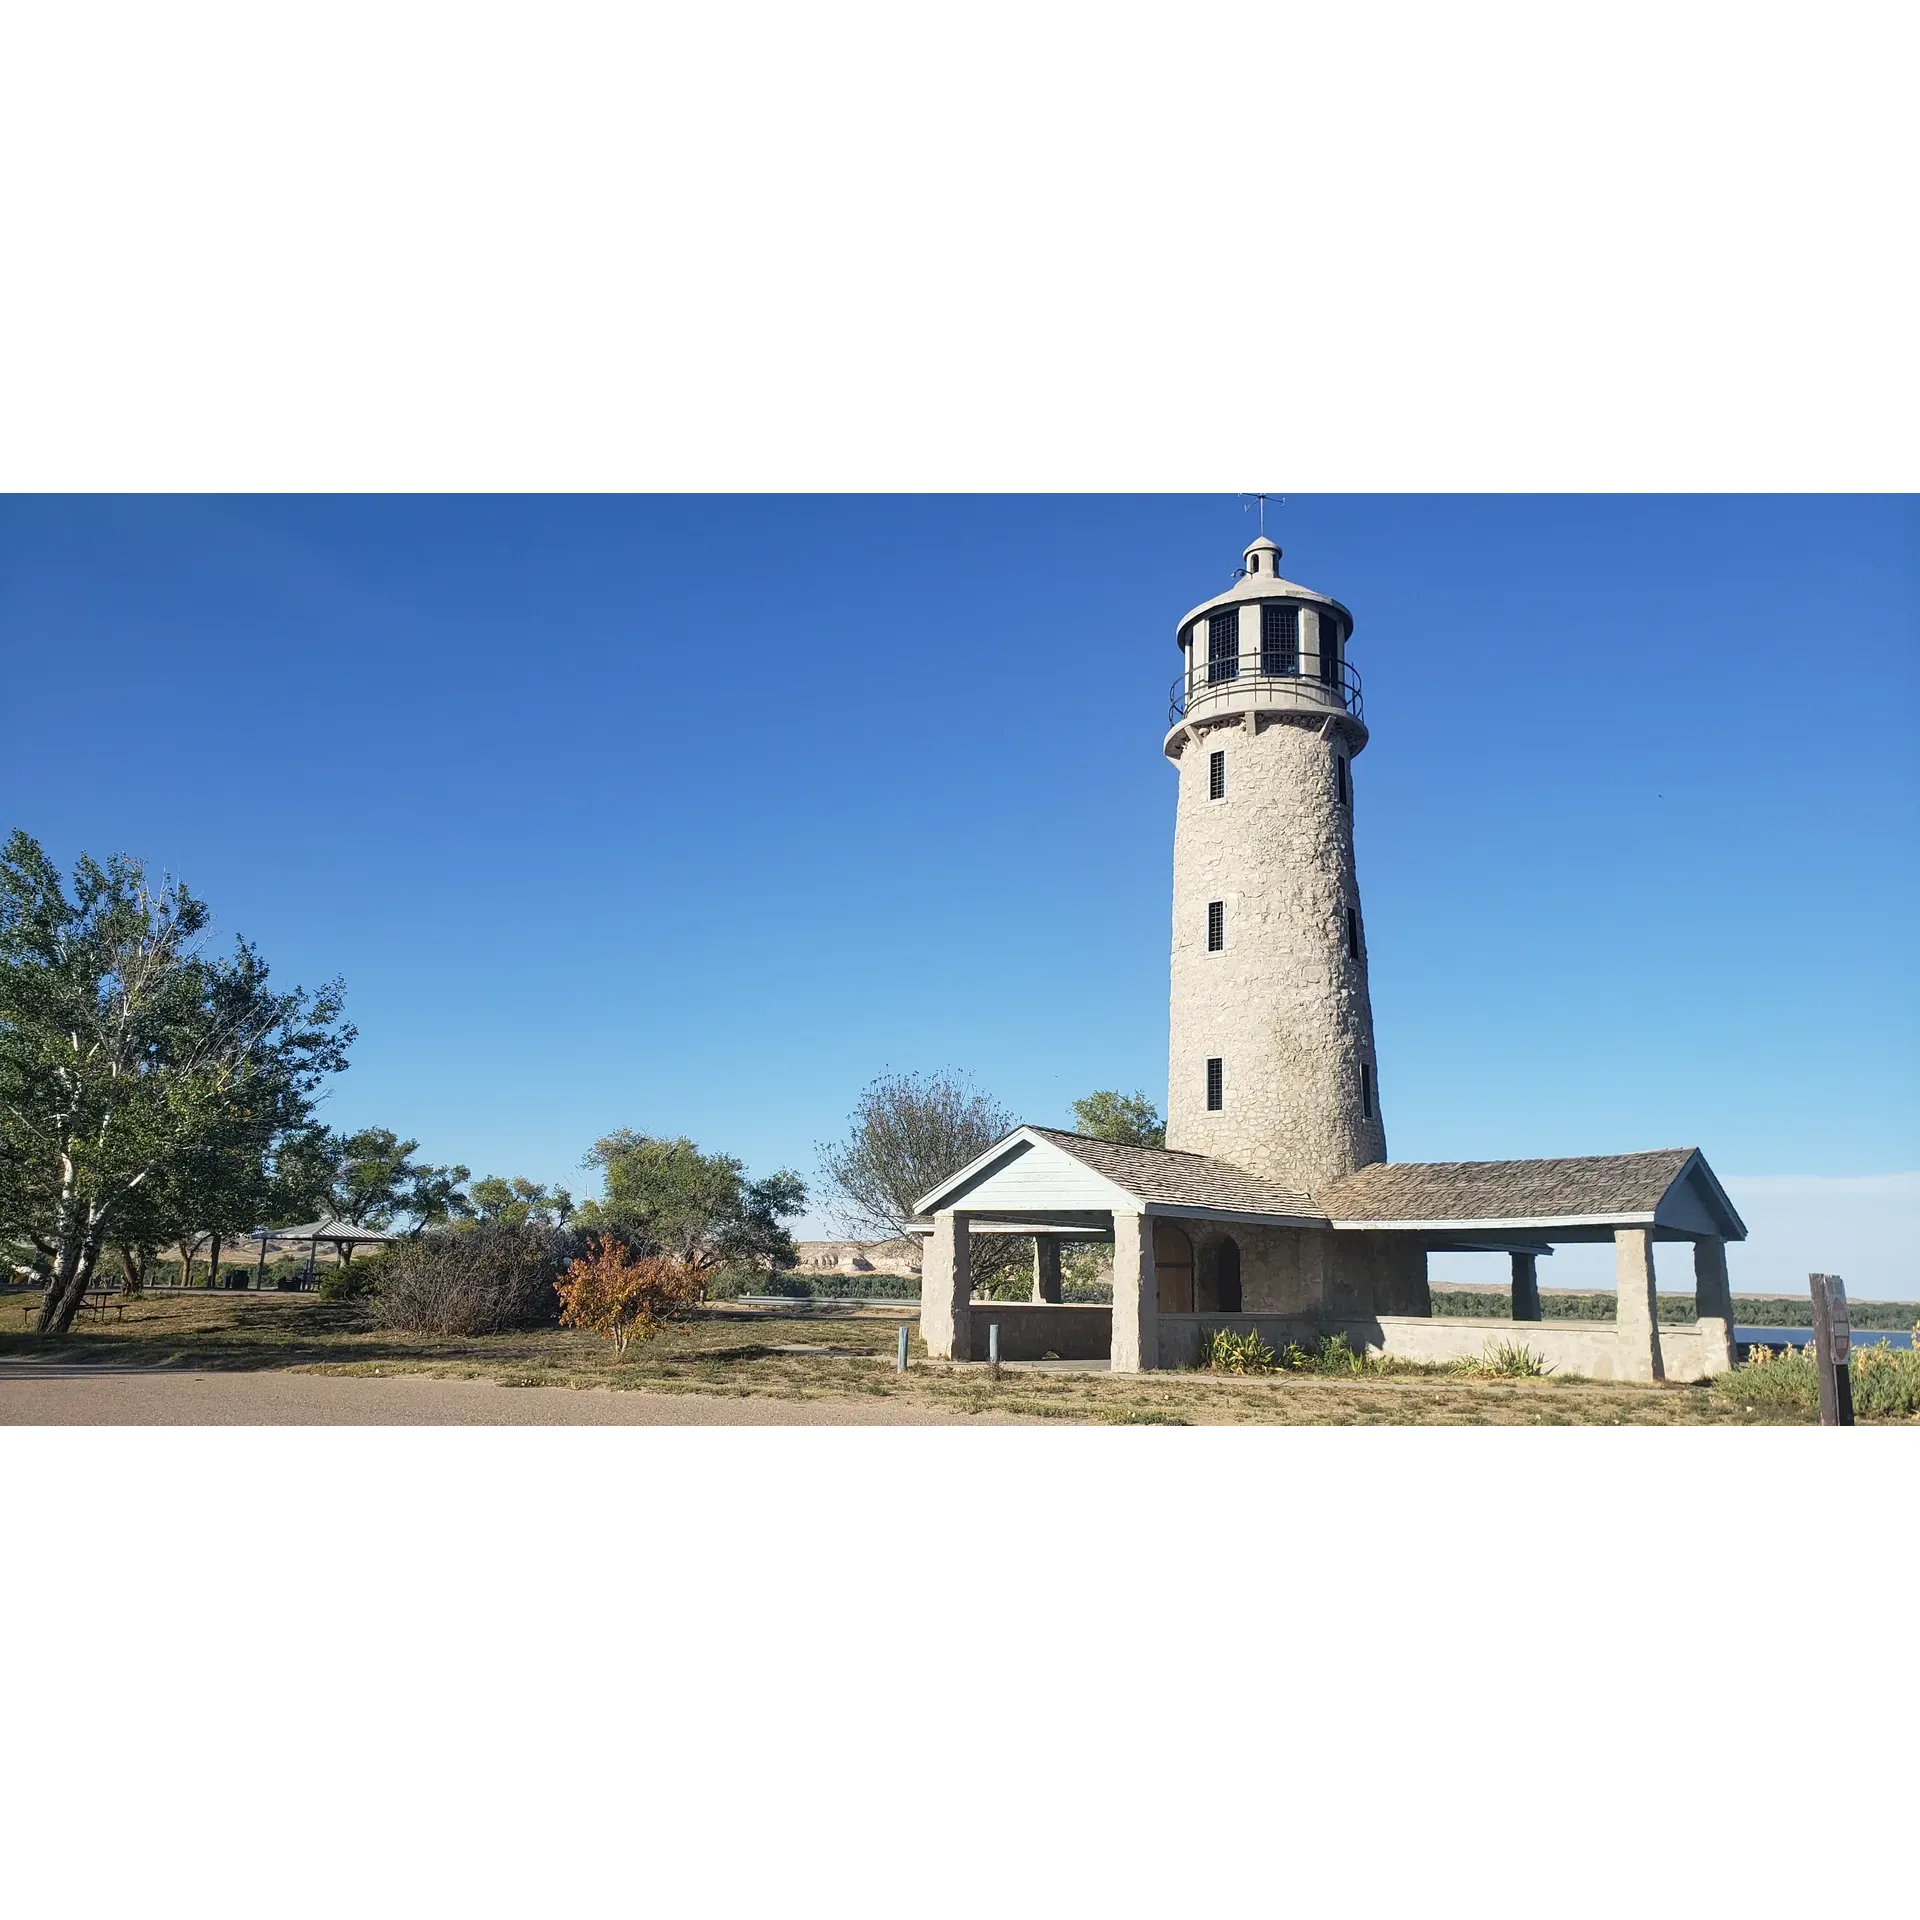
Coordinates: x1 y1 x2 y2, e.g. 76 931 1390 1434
911 1129 1746 1381
255 1219 397 1289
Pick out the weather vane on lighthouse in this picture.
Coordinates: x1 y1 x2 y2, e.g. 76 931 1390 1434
1242 493 1284 538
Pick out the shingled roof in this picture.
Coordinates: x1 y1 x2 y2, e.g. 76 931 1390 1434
913 1132 1744 1240
1021 1128 1322 1219
1316 1149 1713 1225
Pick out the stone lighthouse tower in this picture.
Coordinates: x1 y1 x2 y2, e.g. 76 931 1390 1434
1163 534 1386 1194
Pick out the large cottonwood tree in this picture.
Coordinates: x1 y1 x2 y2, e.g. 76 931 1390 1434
0 831 353 1333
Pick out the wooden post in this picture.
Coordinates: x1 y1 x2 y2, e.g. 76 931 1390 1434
1809 1273 1853 1427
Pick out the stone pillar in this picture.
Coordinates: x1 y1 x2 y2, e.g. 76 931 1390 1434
1511 1250 1542 1322
1032 1238 1062 1304
1693 1237 1735 1376
1110 1211 1159 1373
919 1211 972 1361
1613 1227 1664 1382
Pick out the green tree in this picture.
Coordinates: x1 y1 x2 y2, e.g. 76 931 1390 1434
0 831 353 1334
574 1132 804 1276
1070 1089 1165 1149
467 1174 575 1229
280 1126 473 1258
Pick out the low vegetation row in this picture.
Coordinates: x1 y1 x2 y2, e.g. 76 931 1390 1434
1709 1335 1920 1418
1204 1327 1554 1380
1429 1287 1920 1329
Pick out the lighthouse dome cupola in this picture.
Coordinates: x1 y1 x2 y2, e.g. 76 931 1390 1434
1162 536 1385 1195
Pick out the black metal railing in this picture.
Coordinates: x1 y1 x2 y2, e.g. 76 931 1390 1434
1169 658 1364 727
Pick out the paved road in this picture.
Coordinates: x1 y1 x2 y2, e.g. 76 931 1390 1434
0 1365 1031 1426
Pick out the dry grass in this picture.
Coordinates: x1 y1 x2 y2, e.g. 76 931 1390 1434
0 1287 1858 1425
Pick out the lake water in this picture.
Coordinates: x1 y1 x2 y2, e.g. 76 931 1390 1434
1736 1327 1913 1351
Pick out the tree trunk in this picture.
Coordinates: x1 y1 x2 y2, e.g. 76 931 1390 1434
36 1235 102 1335
207 1234 223 1289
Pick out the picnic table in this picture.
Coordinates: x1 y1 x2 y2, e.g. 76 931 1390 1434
16 1288 127 1327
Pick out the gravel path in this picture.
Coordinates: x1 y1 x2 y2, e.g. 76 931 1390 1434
0 1365 1030 1426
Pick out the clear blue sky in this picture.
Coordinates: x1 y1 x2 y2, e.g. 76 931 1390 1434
3 496 1914 1274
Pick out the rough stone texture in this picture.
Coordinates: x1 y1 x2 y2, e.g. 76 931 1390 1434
1166 710 1385 1194
918 1212 971 1361
1110 1211 1158 1373
1329 1231 1431 1316
1511 1250 1542 1321
1613 1227 1664 1382
1032 1238 1063 1303
1692 1237 1735 1375
962 1303 1110 1361
1187 1221 1325 1315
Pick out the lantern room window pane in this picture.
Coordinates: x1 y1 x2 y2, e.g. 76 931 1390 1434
1207 611 1240 684
1260 604 1299 676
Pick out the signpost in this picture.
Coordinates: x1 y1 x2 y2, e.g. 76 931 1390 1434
1808 1273 1855 1427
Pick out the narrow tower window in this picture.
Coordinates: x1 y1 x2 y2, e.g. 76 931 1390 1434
1260 604 1299 676
1336 755 1350 807
1207 610 1239 685
1206 1057 1224 1111
1360 1062 1374 1119
1207 900 1225 952
1318 613 1340 686
1208 749 1226 800
1346 906 1360 959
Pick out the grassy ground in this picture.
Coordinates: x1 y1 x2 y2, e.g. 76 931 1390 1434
6 1286 1898 1425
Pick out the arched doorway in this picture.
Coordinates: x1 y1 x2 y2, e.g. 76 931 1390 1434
1153 1222 1195 1313
1216 1237 1243 1313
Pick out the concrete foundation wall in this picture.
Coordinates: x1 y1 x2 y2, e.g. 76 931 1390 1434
962 1304 1113 1362
1155 1313 1729 1380
1336 1315 1729 1382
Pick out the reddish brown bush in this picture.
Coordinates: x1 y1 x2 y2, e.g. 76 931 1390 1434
556 1243 703 1354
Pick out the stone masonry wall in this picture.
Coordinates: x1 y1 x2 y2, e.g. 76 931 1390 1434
1166 710 1386 1192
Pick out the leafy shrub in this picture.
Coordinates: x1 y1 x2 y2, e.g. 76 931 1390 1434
319 1260 378 1304
1455 1339 1552 1378
371 1223 574 1335
1852 1336 1920 1419
1206 1327 1279 1373
1709 1330 1920 1420
1278 1332 1367 1375
556 1243 703 1354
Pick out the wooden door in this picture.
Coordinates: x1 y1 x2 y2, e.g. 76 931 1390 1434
1153 1222 1195 1313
